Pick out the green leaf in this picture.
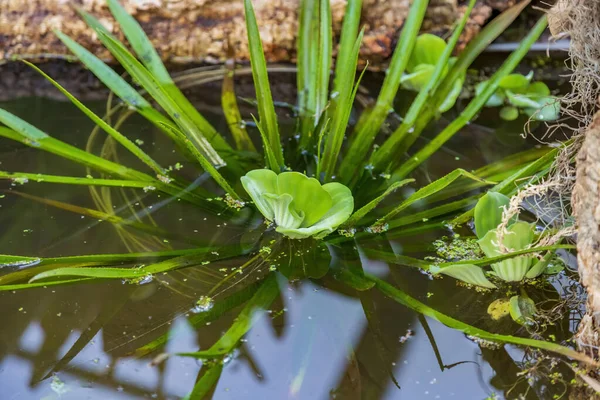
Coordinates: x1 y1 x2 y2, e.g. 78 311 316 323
506 90 542 109
375 168 493 226
184 364 223 400
400 64 435 91
527 81 551 98
525 96 561 121
499 73 532 90
525 251 553 279
433 263 497 289
319 31 365 180
438 74 464 113
244 0 285 169
177 274 279 358
487 298 510 320
276 172 333 227
23 60 166 176
104 0 233 155
478 221 535 282
509 294 536 326
277 182 354 239
240 169 279 221
499 106 520 121
391 16 548 180
369 0 476 171
367 273 597 365
338 0 429 183
222 61 256 152
343 179 414 227
476 81 506 107
406 34 447 71
474 191 511 239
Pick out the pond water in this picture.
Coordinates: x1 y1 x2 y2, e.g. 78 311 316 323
0 63 583 400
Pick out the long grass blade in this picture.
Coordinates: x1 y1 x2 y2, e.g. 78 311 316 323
367 274 597 365
184 364 224 400
297 0 319 145
104 0 233 154
337 0 429 183
315 0 332 128
7 190 206 245
53 30 188 150
28 251 227 282
177 274 279 358
342 179 414 227
318 33 366 181
0 122 149 182
373 169 493 227
370 0 477 170
244 0 285 170
222 59 256 151
0 171 155 188
392 16 548 180
77 11 225 168
23 60 166 176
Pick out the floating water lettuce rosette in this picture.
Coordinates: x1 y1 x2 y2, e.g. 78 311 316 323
241 169 354 239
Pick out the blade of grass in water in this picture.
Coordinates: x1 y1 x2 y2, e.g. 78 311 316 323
78 11 225 168
135 281 262 357
384 0 533 173
451 141 567 226
365 274 597 365
244 0 285 170
373 169 493 228
297 0 319 144
222 59 256 152
7 190 207 246
0 171 156 189
0 249 238 285
177 274 279 358
342 179 414 227
104 0 233 154
23 60 166 177
315 0 332 130
319 32 366 181
392 16 548 180
53 30 193 157
370 0 476 170
0 122 149 182
337 0 429 183
386 195 478 229
0 126 219 208
28 251 234 282
0 278 94 291
184 364 224 400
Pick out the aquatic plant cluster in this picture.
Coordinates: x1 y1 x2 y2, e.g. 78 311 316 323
0 0 589 397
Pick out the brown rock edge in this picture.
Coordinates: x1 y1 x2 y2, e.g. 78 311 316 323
0 0 514 66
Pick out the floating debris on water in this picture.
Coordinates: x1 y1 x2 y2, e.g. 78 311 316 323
51 375 69 395
11 177 28 185
338 228 356 238
143 186 156 192
193 296 214 313
0 257 41 269
366 223 388 234
225 193 245 210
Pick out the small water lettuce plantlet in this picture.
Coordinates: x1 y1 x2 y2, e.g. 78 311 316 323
400 33 465 112
241 169 354 239
476 72 560 121
434 192 553 289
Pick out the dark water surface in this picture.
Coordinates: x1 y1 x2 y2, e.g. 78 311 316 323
0 69 581 400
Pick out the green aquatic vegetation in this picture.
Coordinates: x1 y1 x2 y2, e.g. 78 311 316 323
435 192 556 288
0 0 585 396
400 33 465 112
241 169 354 239
476 72 561 121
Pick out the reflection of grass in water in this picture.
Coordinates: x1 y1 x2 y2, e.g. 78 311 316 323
0 0 590 397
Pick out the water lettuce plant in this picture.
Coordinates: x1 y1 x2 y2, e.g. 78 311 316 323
476 72 561 121
400 33 464 112
435 192 554 288
241 170 353 239
0 0 588 396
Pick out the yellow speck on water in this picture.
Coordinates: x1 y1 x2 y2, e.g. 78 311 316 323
487 298 510 320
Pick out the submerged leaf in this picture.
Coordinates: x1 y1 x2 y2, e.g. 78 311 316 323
509 294 536 326
487 298 510 320
499 106 519 121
